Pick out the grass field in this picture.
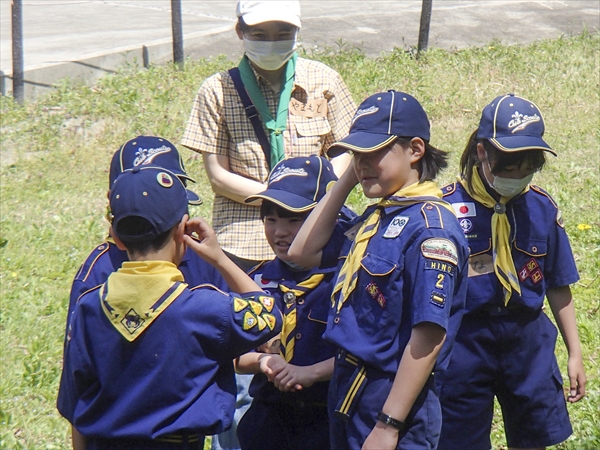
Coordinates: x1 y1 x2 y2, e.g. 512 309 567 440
1 31 599 449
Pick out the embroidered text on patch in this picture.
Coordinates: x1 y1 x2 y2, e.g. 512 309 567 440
269 164 308 183
351 105 378 125
508 111 540 133
133 145 171 166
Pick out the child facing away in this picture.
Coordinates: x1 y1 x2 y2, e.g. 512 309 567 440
436 94 586 450
67 135 228 329
57 166 282 449
234 155 356 450
288 91 469 449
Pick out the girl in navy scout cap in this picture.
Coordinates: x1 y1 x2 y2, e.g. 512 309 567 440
288 91 469 449
437 94 586 450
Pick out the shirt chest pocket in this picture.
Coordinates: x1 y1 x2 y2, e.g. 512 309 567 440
513 238 547 292
290 117 332 156
356 254 402 330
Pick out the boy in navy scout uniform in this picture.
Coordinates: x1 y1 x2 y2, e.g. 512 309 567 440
437 94 586 450
67 136 228 335
234 155 355 450
288 91 469 449
57 166 282 449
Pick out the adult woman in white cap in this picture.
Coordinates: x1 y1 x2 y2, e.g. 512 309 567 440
182 0 356 271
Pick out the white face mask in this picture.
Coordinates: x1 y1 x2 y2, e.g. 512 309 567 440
243 38 297 71
484 160 534 198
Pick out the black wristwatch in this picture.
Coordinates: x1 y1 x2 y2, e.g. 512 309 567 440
376 411 406 432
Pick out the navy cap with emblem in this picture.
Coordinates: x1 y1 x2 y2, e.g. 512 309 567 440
327 90 430 157
245 155 337 212
109 135 202 205
477 94 556 155
110 166 189 242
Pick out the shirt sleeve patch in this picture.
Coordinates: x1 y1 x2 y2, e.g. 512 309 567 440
242 311 258 330
259 295 275 312
556 209 565 228
421 238 458 265
430 291 446 308
424 260 455 275
248 300 263 315
234 297 249 312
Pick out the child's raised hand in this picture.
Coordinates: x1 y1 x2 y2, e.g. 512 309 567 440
183 217 223 265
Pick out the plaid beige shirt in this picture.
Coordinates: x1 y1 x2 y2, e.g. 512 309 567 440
182 57 356 261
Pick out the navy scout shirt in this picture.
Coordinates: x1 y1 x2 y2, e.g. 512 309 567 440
322 199 469 375
442 183 579 313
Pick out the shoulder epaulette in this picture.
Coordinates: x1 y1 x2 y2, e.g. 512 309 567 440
421 202 444 229
442 182 457 197
530 185 559 209
76 243 110 283
189 283 228 296
76 284 103 306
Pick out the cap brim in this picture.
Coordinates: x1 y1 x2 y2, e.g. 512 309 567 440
186 189 203 206
490 136 557 156
327 133 398 157
245 190 315 213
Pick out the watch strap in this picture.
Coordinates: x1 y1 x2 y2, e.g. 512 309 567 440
376 411 406 432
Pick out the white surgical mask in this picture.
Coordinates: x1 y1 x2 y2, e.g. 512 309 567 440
243 38 297 71
484 160 534 198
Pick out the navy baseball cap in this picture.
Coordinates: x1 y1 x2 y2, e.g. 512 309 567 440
327 90 430 157
245 155 337 212
110 167 190 243
477 94 556 156
109 135 202 205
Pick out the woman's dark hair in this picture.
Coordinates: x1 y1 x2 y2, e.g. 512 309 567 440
260 200 309 221
396 137 448 182
459 129 546 191
117 216 178 255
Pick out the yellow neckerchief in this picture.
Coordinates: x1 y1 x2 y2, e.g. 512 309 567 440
332 181 452 313
100 261 186 341
458 167 529 305
278 273 325 362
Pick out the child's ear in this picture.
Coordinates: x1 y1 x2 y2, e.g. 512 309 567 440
235 22 244 40
476 142 487 163
176 214 189 243
409 137 426 163
110 226 128 251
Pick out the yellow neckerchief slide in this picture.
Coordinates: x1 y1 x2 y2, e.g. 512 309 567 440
459 167 529 305
332 181 453 313
100 261 187 341
278 273 325 362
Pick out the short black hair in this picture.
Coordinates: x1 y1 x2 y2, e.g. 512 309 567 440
396 137 448 182
116 216 178 255
459 129 546 191
260 200 309 221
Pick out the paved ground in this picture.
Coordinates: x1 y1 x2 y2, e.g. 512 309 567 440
1 0 598 99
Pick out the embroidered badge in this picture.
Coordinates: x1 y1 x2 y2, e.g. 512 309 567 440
430 292 446 308
262 313 277 330
452 202 476 218
518 258 543 284
459 218 473 234
256 315 267 331
425 260 455 275
384 215 409 239
253 274 278 289
366 282 386 309
421 238 458 265
269 164 308 183
157 172 174 188
508 110 540 133
121 308 144 334
259 295 275 312
234 297 249 313
242 311 258 330
351 105 378 125
249 300 263 315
